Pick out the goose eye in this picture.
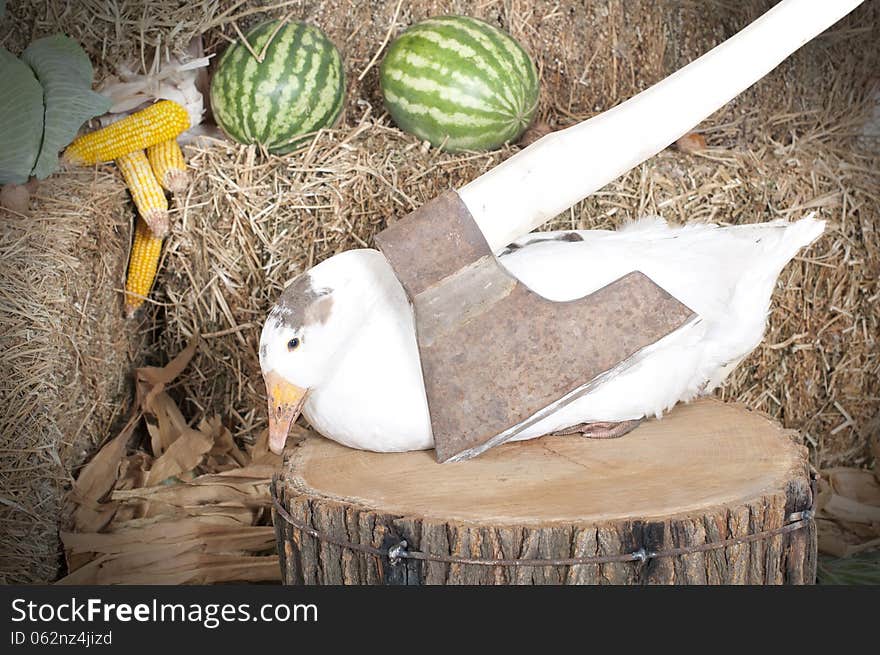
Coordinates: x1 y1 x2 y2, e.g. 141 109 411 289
287 337 300 351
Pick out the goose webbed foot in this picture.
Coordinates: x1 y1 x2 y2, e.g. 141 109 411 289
552 418 643 439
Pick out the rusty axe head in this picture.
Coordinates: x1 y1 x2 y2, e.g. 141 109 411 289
374 191 695 461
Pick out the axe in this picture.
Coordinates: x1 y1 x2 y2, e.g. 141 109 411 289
372 0 863 462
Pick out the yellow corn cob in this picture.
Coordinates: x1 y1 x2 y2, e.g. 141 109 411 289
63 100 190 165
124 215 164 317
146 138 189 193
116 150 169 237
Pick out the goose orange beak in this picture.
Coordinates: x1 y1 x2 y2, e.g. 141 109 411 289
264 370 308 455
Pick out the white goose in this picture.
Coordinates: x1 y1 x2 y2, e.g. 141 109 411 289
259 0 857 454
259 215 823 454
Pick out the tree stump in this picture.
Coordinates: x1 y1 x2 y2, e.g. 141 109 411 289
271 399 816 585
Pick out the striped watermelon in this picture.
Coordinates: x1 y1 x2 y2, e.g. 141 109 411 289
379 16 539 152
210 21 345 154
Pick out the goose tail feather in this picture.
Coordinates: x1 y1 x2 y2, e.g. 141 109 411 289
771 212 826 262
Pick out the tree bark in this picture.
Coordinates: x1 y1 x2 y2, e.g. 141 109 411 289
272 399 816 585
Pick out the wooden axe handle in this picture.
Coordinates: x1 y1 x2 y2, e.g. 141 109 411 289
457 0 863 253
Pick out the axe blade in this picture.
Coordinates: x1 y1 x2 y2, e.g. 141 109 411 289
376 191 696 462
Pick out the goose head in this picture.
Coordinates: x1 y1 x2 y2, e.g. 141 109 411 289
259 249 389 454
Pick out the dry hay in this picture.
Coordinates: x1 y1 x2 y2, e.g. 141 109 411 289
817 460 880 560
59 340 282 585
0 0 878 583
0 169 143 583
814 428 880 581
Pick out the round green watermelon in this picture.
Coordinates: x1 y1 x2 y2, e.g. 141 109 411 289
379 16 539 152
210 21 345 154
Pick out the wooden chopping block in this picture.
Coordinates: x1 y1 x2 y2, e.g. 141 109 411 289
271 399 816 585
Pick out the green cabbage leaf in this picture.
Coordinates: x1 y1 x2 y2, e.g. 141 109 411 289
21 35 110 180
0 47 44 184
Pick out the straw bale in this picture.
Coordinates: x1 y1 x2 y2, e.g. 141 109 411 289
0 169 144 582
